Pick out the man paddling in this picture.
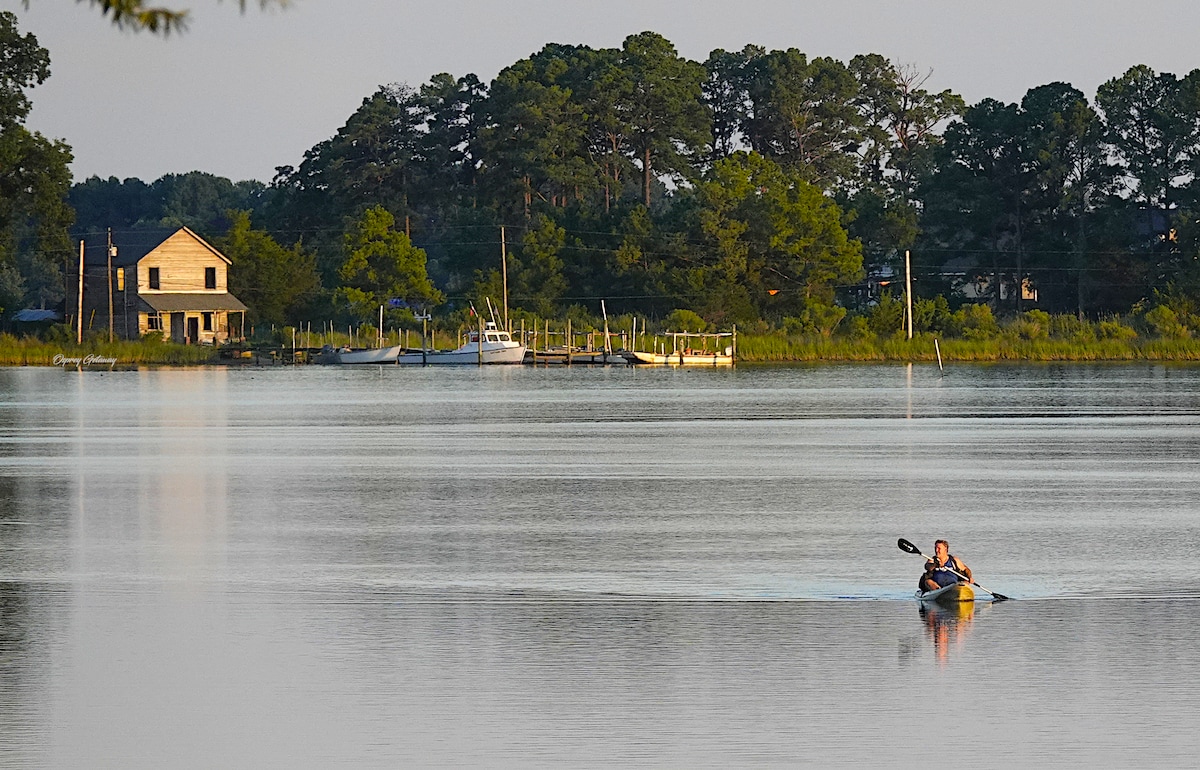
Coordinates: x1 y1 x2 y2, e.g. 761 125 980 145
920 539 972 592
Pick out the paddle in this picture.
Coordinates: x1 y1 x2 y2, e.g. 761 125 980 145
897 538 1011 602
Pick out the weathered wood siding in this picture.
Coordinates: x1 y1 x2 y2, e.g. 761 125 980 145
137 231 228 293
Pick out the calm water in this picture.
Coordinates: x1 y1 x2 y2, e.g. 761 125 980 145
2 362 1199 768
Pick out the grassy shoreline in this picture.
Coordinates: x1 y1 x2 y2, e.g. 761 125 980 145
734 333 1200 363
5 331 1200 367
0 335 219 367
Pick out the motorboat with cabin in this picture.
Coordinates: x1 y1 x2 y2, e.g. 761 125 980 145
396 322 526 364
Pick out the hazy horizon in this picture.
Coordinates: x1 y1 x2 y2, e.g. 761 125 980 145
7 0 1200 184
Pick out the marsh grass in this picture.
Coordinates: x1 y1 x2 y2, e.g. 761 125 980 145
737 332 1200 363
0 334 218 367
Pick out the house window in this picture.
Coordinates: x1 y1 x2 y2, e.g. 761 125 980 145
205 267 216 290
116 268 125 292
149 267 160 290
147 313 162 331
202 312 213 332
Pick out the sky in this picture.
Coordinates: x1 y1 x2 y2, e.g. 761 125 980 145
7 0 1200 184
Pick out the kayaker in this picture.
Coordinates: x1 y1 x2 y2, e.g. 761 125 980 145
919 539 972 592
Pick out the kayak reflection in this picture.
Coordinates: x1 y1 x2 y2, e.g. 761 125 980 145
919 600 975 664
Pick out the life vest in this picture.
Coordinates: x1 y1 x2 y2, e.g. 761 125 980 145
933 555 962 577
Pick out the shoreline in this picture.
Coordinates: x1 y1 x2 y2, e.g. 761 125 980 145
7 332 1200 368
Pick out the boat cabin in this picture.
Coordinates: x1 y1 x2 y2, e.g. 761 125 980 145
469 322 513 344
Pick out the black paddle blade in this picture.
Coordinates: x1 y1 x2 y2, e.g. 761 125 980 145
990 592 1011 603
897 538 921 555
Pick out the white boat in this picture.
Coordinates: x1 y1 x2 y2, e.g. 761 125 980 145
622 329 736 366
623 349 733 366
396 323 526 365
317 344 402 364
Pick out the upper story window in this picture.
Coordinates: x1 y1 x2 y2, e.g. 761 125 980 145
205 267 216 290
148 267 160 290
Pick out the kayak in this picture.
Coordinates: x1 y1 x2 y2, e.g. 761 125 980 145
916 582 975 603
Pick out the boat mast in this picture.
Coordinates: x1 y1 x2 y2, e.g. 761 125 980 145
500 225 509 333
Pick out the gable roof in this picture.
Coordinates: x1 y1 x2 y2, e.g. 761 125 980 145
79 227 230 268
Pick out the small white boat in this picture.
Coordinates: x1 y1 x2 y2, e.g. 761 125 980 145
317 344 402 364
623 349 733 366
622 329 736 366
397 323 526 365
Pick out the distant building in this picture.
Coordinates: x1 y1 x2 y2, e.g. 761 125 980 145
66 227 247 344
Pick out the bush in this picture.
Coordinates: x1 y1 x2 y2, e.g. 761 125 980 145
867 293 905 336
950 303 999 339
1097 319 1137 341
43 323 74 345
1143 305 1191 339
665 308 707 332
912 295 952 334
1010 309 1050 340
781 316 807 335
845 315 873 341
784 301 847 337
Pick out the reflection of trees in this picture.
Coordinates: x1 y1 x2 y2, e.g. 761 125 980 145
919 601 974 664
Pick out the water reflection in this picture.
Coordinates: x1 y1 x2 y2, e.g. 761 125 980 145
918 600 975 664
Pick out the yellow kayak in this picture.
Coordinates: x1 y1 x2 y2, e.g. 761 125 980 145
916 582 975 603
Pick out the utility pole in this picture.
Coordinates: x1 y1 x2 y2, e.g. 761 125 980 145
905 249 913 340
500 225 508 332
76 240 84 344
106 229 116 342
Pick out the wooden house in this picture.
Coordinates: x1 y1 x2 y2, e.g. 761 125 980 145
67 227 248 344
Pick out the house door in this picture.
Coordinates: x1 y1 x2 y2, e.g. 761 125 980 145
187 316 199 345
170 313 184 343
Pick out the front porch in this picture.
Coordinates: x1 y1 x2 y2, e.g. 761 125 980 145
138 293 248 344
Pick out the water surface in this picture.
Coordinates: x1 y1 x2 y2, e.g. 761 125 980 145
2 363 1199 767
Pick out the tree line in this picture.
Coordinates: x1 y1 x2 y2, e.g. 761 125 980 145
7 15 1200 337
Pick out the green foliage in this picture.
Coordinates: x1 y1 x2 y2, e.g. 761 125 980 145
43 323 73 345
1096 65 1199 210
813 304 849 336
0 261 24 316
0 333 218 366
0 13 74 315
665 308 707 332
508 214 568 317
1010 309 1051 339
57 30 1200 338
618 32 710 207
336 206 443 322
867 292 905 335
1143 305 1191 338
845 315 872 341
1049 314 1094 341
216 210 321 327
912 295 951 334
1097 319 1137 340
949 303 999 339
696 151 863 321
0 11 49 130
75 1 286 36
